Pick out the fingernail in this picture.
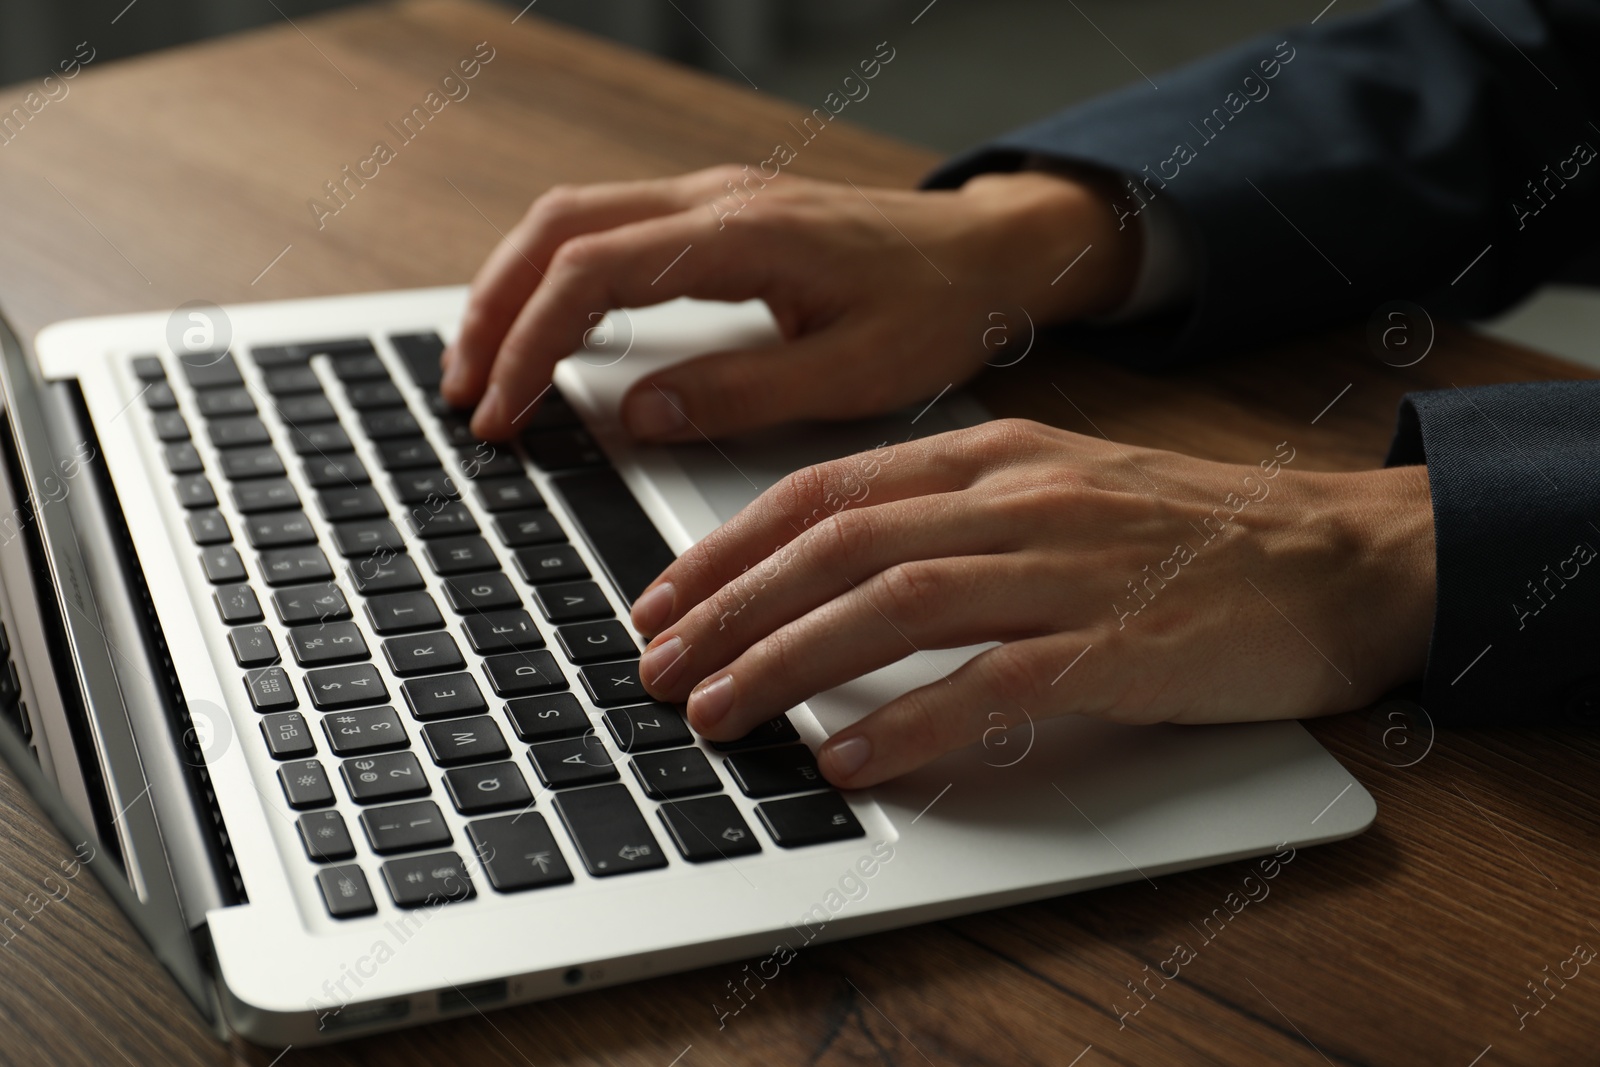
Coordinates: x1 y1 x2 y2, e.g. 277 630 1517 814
472 382 504 437
639 634 686 689
823 736 871 781
624 387 686 440
688 674 734 731
632 582 674 635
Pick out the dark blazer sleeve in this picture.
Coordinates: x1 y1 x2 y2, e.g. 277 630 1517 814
1384 382 1600 723
924 0 1600 370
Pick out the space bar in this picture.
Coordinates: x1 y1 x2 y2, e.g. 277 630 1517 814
547 468 678 604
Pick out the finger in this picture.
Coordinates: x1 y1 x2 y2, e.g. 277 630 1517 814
815 635 1115 788
629 433 989 636
681 555 1065 741
639 493 1012 698
468 208 779 439
443 168 745 408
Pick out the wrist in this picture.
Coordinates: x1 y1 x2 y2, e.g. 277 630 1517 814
959 168 1142 322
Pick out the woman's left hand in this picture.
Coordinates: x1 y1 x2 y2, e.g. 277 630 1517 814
628 419 1437 788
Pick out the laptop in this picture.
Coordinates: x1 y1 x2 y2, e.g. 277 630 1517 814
0 286 1374 1044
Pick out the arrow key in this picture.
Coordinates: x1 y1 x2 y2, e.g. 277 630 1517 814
658 795 761 863
467 813 574 892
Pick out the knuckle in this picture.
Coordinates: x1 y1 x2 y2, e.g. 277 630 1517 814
772 464 831 526
896 693 961 758
548 233 609 277
873 560 945 621
969 417 1043 457
527 183 582 226
978 643 1045 705
811 506 876 569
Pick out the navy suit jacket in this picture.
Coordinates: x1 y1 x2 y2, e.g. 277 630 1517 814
926 0 1600 723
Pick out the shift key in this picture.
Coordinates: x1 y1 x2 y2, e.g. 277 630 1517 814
551 784 666 877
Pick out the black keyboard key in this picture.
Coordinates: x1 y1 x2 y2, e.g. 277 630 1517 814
474 478 543 512
360 409 420 439
402 672 486 721
468 814 574 892
549 468 677 603
164 442 204 474
632 747 722 800
454 450 524 480
330 352 388 381
345 380 404 409
341 751 430 803
755 791 864 847
250 345 310 369
244 511 317 548
219 447 286 480
286 422 352 456
303 453 370 488
391 468 460 504
350 556 426 595
438 418 483 450
178 351 242 390
362 800 451 855
316 865 377 918
520 390 580 429
272 583 351 625
261 711 317 759
406 500 476 538
175 474 217 509
259 545 332 585
383 632 464 677
200 545 247 583
288 621 370 666
376 437 439 471
297 810 356 862
513 545 589 585
317 485 386 521
143 381 178 410
551 784 665 876
152 410 191 442
505 693 590 743
442 573 519 613
461 610 544 653
444 763 532 815
277 393 337 425
707 713 802 752
603 703 693 753
228 624 279 667
579 661 649 707
262 365 321 395
186 509 230 545
658 795 761 862
381 851 475 908
207 416 271 449
556 621 636 664
196 389 256 418
389 332 444 389
232 478 299 513
306 663 388 710
523 427 605 471
215 584 264 624
131 355 166 381
279 759 335 809
527 735 617 788
481 651 566 697
422 715 510 766
366 591 443 634
332 518 405 558
534 581 612 623
425 536 498 576
246 666 298 712
323 705 408 755
491 508 565 547
725 744 825 798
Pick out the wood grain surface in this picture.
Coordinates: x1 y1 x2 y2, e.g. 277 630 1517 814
0 2 1594 1065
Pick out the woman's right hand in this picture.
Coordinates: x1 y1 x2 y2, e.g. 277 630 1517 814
440 165 1139 442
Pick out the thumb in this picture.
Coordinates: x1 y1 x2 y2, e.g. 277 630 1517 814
619 329 874 442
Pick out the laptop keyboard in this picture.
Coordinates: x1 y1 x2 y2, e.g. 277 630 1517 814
132 334 865 919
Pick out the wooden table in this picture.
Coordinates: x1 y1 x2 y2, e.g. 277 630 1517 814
0 2 1595 1064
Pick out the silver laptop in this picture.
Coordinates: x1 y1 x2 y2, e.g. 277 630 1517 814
0 286 1373 1044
